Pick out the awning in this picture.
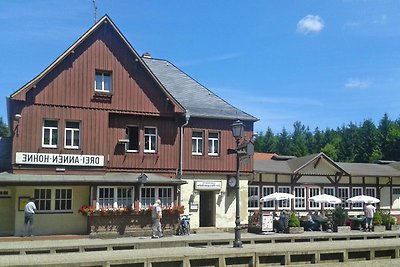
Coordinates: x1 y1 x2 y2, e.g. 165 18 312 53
0 172 187 185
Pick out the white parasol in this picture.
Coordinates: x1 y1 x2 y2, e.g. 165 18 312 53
308 194 342 204
260 192 295 202
346 195 380 204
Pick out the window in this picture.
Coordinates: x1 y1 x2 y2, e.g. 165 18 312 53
308 187 321 210
338 187 349 208
294 187 306 210
192 131 203 155
323 187 335 209
393 187 400 195
352 187 363 209
35 189 51 211
65 121 80 149
126 126 139 152
140 186 173 208
42 120 58 148
95 71 112 93
34 188 72 212
262 186 275 209
365 187 376 198
278 186 291 209
55 189 72 211
208 132 219 156
144 127 157 153
97 187 134 209
248 186 259 209
0 189 11 198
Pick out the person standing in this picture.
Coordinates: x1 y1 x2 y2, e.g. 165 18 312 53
364 203 376 232
151 199 163 238
24 198 37 236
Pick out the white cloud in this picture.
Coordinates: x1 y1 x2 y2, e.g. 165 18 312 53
345 78 371 89
297 15 324 34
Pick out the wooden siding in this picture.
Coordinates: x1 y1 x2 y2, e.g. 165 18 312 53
183 118 254 174
9 21 254 175
21 22 177 115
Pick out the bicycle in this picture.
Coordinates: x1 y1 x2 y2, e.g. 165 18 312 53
178 214 191 235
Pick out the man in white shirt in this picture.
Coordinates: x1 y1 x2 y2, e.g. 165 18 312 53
364 203 376 232
151 199 163 238
24 198 37 236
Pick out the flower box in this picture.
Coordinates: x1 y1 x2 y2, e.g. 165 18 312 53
79 205 184 237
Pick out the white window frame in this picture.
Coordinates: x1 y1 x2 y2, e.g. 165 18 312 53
42 120 58 148
248 185 259 210
64 121 80 149
365 187 376 198
308 187 321 210
262 186 275 210
144 127 157 153
352 187 363 209
208 132 220 156
294 186 306 210
338 187 350 209
34 188 73 213
393 187 400 195
0 189 11 198
95 71 112 93
140 186 174 209
278 186 291 209
323 187 336 209
126 125 139 152
96 186 134 209
192 131 204 155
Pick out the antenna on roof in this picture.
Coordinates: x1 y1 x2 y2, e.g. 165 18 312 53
92 0 98 24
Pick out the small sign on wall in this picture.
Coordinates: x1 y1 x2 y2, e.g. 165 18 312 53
189 202 198 211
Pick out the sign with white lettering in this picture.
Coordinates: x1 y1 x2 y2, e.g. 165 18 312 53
15 152 104 167
194 181 222 190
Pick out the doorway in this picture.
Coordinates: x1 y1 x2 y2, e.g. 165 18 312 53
199 191 216 227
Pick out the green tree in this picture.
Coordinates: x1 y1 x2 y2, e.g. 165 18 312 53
355 119 381 163
0 117 9 137
264 127 277 152
291 121 309 157
276 128 292 155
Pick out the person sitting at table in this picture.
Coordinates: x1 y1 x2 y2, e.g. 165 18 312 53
307 211 320 231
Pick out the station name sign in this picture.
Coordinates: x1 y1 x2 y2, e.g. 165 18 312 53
194 181 222 191
16 152 104 167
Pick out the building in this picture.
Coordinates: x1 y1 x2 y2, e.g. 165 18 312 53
0 15 257 236
250 152 400 216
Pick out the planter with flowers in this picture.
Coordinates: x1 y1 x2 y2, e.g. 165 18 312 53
79 205 184 237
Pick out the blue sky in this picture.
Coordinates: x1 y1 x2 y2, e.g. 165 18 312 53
1 1 400 134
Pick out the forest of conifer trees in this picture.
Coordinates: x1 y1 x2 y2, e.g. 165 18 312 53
254 113 400 163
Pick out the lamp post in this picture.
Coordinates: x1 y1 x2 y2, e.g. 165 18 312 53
231 119 244 248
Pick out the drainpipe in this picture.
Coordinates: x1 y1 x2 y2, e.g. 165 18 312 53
178 111 190 204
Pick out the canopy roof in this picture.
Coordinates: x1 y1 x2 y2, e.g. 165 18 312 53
0 172 187 185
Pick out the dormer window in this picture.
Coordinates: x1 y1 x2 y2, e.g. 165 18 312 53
95 71 112 93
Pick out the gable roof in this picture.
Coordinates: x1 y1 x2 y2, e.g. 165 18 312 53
9 15 257 123
143 58 258 121
9 15 184 113
255 152 400 177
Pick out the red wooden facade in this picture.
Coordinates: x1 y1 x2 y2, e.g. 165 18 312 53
8 16 255 177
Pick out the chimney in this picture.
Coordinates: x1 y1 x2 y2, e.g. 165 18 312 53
142 52 152 59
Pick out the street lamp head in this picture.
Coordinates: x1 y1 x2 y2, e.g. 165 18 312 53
231 120 245 141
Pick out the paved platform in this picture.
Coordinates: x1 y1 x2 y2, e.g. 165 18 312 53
1 230 400 266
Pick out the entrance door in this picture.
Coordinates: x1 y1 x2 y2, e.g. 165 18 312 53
199 191 215 227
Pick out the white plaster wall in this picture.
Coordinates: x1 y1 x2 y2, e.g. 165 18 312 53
180 175 248 229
